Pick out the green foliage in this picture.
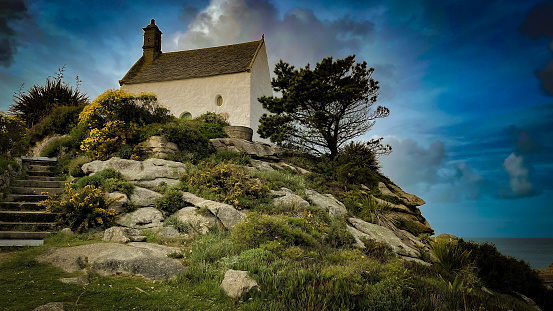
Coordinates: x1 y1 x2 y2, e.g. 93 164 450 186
430 240 472 274
394 218 424 236
334 141 382 183
0 157 19 175
39 123 88 158
0 112 28 156
155 189 187 214
139 121 214 163
181 160 269 209
213 150 251 165
194 112 230 139
79 89 170 130
258 55 388 159
74 168 133 196
67 156 90 177
343 190 391 224
28 104 85 144
164 215 191 233
458 239 553 310
10 66 89 127
39 184 117 232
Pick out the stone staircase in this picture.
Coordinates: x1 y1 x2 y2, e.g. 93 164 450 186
0 157 64 246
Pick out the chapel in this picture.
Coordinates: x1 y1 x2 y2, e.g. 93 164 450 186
119 19 272 141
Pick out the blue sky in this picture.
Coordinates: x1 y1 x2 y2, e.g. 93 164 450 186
1 0 552 237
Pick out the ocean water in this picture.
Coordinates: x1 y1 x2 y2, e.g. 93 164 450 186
463 237 553 270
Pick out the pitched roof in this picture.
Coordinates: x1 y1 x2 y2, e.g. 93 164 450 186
120 39 264 85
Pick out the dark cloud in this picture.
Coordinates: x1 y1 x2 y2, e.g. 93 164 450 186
520 1 553 96
169 0 375 69
0 0 28 67
179 6 199 25
507 125 543 154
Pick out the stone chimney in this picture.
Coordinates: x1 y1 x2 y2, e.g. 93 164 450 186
142 19 162 63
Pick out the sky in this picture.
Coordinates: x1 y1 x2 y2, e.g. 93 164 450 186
1 0 552 237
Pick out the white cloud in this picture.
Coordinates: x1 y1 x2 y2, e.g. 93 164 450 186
503 152 534 196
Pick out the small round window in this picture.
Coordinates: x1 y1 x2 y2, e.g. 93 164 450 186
216 95 223 106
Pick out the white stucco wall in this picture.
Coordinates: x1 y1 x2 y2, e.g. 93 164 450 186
249 43 273 142
122 71 252 128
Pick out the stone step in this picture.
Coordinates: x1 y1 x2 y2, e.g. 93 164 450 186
21 156 57 163
28 164 57 171
0 231 52 240
4 194 49 202
0 211 60 222
0 202 43 211
0 239 44 246
14 180 65 188
0 221 56 231
10 187 63 195
26 171 58 177
23 176 59 182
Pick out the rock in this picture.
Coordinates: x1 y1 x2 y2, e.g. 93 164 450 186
271 188 309 209
158 226 180 240
60 228 74 236
210 138 281 161
139 136 179 159
59 274 89 285
347 217 420 258
346 224 370 249
250 159 276 171
129 187 162 208
220 269 259 298
105 192 128 214
435 233 459 242
516 292 542 311
305 189 347 217
182 192 246 230
387 211 434 234
36 243 185 281
32 302 65 311
82 157 186 187
103 227 130 243
378 182 425 207
129 235 147 242
174 206 217 234
117 207 164 229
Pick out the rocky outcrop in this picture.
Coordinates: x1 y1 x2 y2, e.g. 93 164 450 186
103 226 130 243
182 192 246 230
221 269 259 298
117 207 164 229
210 138 281 161
174 206 217 234
129 186 162 208
105 192 128 213
36 242 185 280
271 188 309 209
138 136 179 159
305 189 347 217
347 217 420 258
82 157 186 187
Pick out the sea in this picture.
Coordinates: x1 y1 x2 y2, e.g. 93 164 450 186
462 237 553 270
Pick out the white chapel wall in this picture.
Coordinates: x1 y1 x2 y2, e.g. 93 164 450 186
249 43 273 142
122 72 252 128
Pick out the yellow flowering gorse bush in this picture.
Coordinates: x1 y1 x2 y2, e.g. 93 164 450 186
40 183 117 233
80 120 138 160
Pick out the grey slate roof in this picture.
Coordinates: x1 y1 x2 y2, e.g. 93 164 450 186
120 39 263 85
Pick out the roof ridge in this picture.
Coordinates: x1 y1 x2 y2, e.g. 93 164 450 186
162 39 263 55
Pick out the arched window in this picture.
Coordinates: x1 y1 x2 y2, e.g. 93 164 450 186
216 95 223 106
179 112 192 120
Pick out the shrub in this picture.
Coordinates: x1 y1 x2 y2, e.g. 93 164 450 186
10 66 88 127
334 141 381 186
181 161 269 209
155 189 187 214
28 104 85 143
164 215 191 233
79 89 170 130
213 150 251 165
343 191 391 224
80 120 138 160
394 218 423 236
458 239 553 310
67 156 91 177
430 239 472 274
0 112 28 156
74 168 133 196
39 184 117 232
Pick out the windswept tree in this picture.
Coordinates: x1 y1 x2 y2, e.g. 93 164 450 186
258 55 389 159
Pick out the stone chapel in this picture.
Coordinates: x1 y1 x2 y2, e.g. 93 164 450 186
119 19 272 141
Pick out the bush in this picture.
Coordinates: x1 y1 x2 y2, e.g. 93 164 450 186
80 120 138 160
74 168 133 196
67 156 91 177
181 161 269 209
334 141 381 186
10 67 88 127
0 112 28 156
39 184 116 232
430 240 472 274
28 104 85 144
394 218 423 236
155 189 187 214
458 239 553 310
